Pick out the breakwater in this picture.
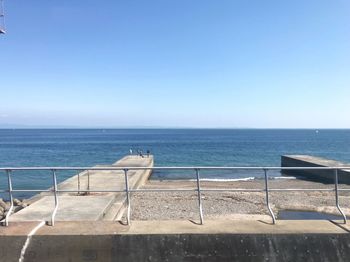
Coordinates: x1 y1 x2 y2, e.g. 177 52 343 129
281 155 350 183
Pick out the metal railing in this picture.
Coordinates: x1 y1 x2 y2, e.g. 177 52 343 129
1 166 350 227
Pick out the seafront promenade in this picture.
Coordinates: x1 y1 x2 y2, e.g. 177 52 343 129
2 154 350 261
2 154 350 224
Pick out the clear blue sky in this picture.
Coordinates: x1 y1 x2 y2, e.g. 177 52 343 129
0 0 349 128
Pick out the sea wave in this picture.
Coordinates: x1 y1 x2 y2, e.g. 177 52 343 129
189 176 297 182
272 176 297 180
190 177 256 182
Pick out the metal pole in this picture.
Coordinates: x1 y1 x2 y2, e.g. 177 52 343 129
87 170 90 195
334 169 346 224
264 169 276 224
50 169 59 226
4 170 14 226
124 169 131 225
77 171 80 195
195 169 204 225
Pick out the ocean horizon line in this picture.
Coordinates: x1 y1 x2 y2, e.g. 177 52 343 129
1 126 350 130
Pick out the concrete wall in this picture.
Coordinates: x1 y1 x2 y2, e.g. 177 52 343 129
1 233 350 262
281 155 350 184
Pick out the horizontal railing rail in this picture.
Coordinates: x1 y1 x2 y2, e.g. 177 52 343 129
1 166 350 170
0 166 349 227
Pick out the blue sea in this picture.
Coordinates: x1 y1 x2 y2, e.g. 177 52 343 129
1 129 350 199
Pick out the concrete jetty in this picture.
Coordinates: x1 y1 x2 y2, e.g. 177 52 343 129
9 155 153 222
281 155 350 183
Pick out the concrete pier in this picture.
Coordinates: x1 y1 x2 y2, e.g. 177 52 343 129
281 155 350 183
9 155 153 222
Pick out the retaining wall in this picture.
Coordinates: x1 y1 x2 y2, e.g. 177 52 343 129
1 233 350 262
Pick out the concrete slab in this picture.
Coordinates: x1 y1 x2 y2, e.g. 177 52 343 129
1 220 350 236
113 155 153 167
10 196 114 221
53 155 153 193
126 219 350 235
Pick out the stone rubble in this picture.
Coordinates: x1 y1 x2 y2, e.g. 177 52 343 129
0 198 29 222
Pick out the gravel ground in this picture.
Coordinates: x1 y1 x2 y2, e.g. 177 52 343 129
128 179 350 221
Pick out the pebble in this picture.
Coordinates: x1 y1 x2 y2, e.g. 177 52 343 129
129 179 350 220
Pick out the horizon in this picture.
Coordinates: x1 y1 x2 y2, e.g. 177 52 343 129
1 0 350 128
0 125 349 130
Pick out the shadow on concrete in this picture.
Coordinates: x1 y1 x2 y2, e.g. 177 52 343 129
329 220 350 233
117 220 129 226
257 220 275 225
188 219 202 225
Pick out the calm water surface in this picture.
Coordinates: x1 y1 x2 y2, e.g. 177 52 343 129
0 129 349 198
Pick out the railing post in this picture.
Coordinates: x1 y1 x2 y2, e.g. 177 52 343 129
334 169 347 224
3 170 14 226
87 170 90 195
77 171 80 195
124 169 131 225
195 168 204 225
50 169 59 226
264 169 276 224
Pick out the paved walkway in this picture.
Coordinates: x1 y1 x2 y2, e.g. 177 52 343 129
1 219 350 236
